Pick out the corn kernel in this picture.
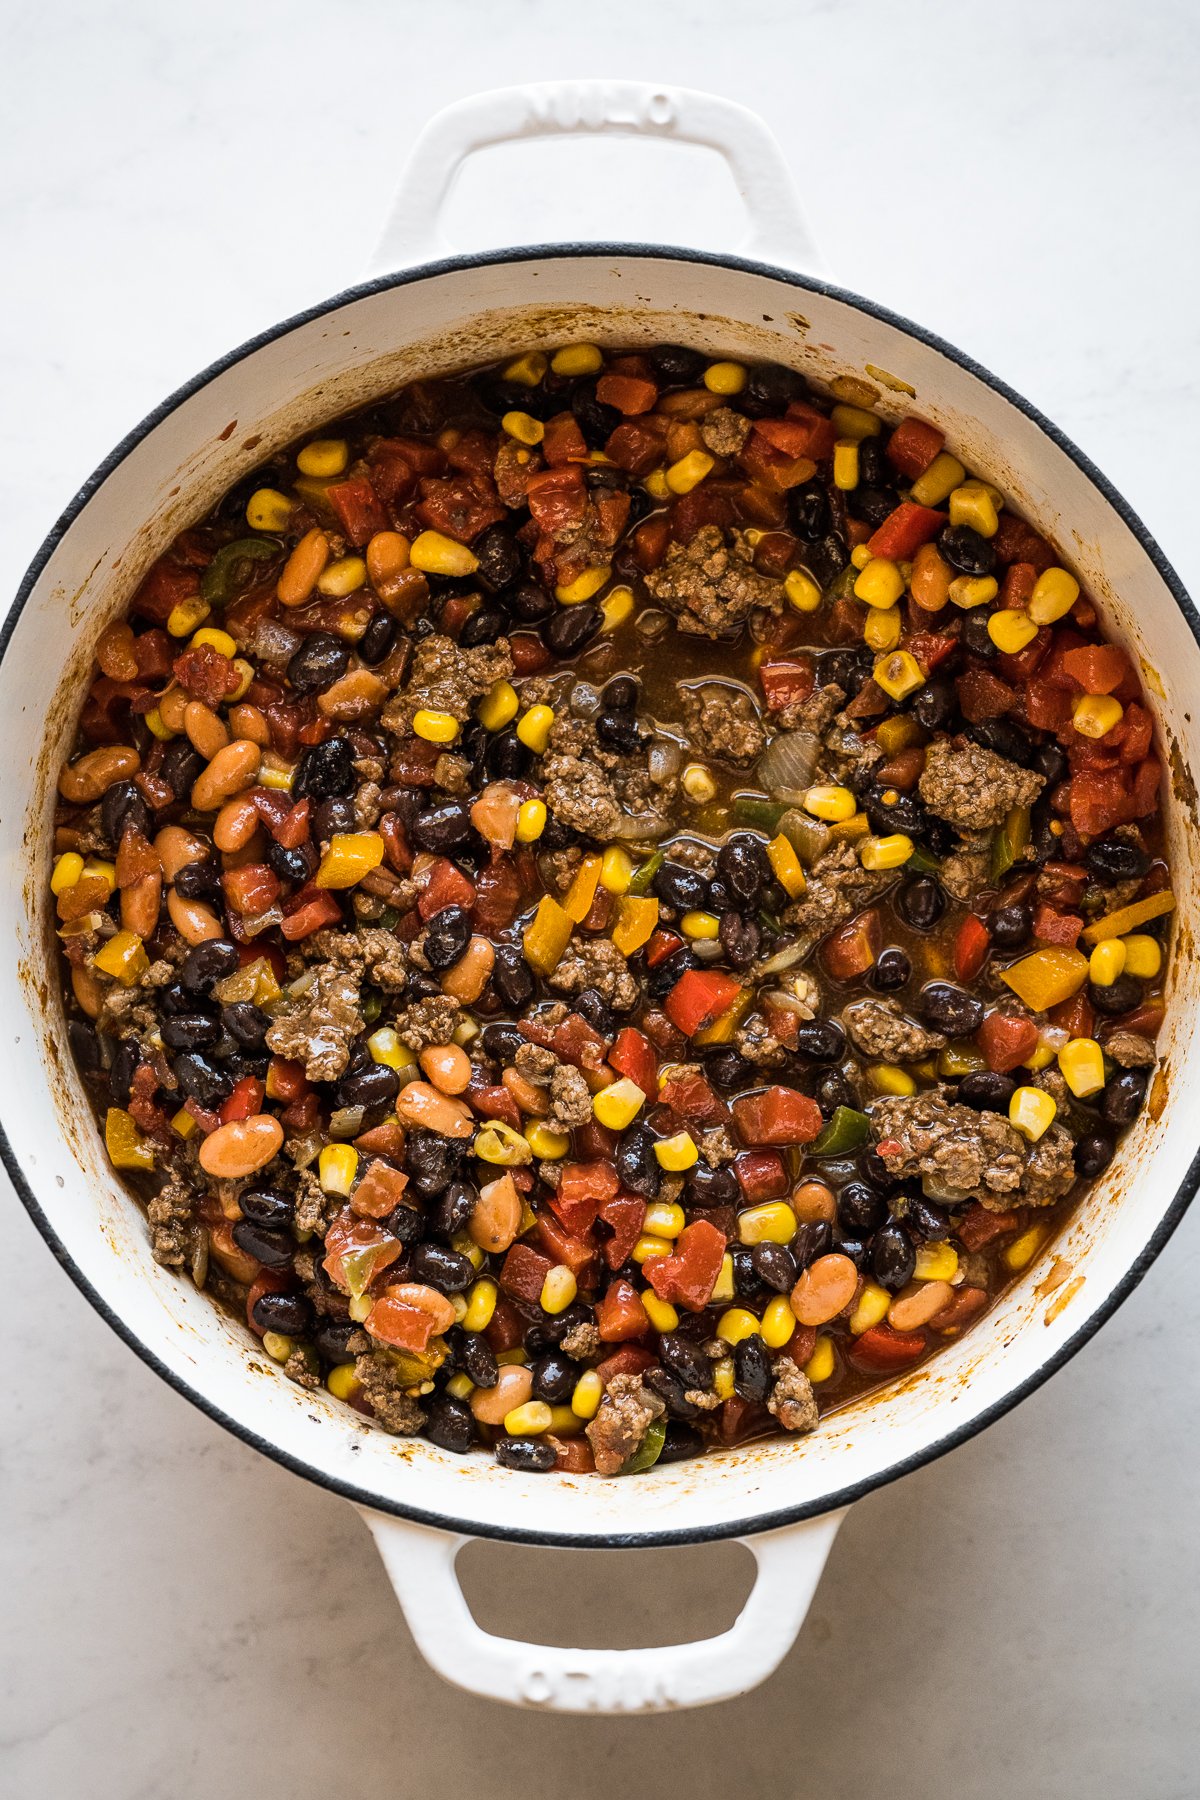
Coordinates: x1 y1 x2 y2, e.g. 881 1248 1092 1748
297 438 348 478
551 343 603 378
738 1201 799 1245
452 1229 485 1271
1057 1036 1106 1099
571 1369 603 1419
643 1201 686 1240
1009 1085 1057 1143
869 1062 917 1097
555 565 610 604
642 1290 679 1334
681 763 717 803
680 910 720 941
804 784 856 822
246 487 295 532
501 409 545 446
410 530 479 576
777 566 821 615
191 627 237 658
515 798 547 843
516 704 555 753
830 402 881 440
716 1307 760 1345
167 595 211 637
93 930 149 986
864 606 901 652
226 658 253 703
443 1371 474 1401
473 1120 533 1166
315 831 385 889
593 1077 646 1131
1023 1041 1056 1071
256 757 294 791
505 1400 553 1436
859 833 914 873
540 1265 578 1315
854 557 905 609
653 1131 698 1172
463 1277 498 1334
711 1254 736 1305
850 543 873 570
502 350 548 386
848 1280 892 1335
712 1356 736 1400
913 1240 959 1282
1003 1223 1048 1273
600 846 634 894
873 650 925 701
1089 938 1127 986
948 481 1000 538
367 1026 415 1071
987 609 1039 654
703 360 746 395
51 851 85 895
632 1234 672 1263
948 575 999 609
600 584 635 631
1028 566 1080 626
412 708 460 744
262 1330 295 1363
1122 933 1162 978
326 1364 361 1402
478 678 519 731
317 554 367 597
909 452 966 507
525 1121 570 1161
752 1294 791 1351
1072 693 1123 739
832 439 860 490
143 707 175 740
804 1334 836 1383
766 833 806 899
318 1143 359 1195
666 450 715 495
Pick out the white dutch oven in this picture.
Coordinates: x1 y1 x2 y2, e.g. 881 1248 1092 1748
9 81 1199 1714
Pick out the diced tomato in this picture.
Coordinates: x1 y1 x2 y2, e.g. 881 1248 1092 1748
957 667 1016 722
1067 768 1131 838
643 1220 727 1312
367 1292 437 1354
604 419 667 477
1023 677 1074 733
1119 702 1153 765
850 1324 928 1372
1130 755 1162 818
976 1010 1040 1074
350 1159 410 1219
733 1150 789 1202
550 1013 608 1072
471 853 527 933
326 476 390 546
552 1160 620 1236
219 1076 265 1124
664 969 744 1037
131 557 200 624
885 416 944 480
1109 1000 1165 1038
415 856 476 920
595 373 658 415
761 1000 801 1051
821 908 882 981
782 400 836 462
956 1202 1022 1253
608 1027 657 1096
132 630 173 681
468 1082 522 1130
1032 903 1083 947
173 643 241 705
1060 642 1130 695
595 1345 657 1384
551 1437 596 1474
322 1211 402 1293
499 1242 555 1306
526 465 588 533
657 1069 728 1126
867 502 946 561
222 863 281 917
759 657 815 713
928 1286 989 1334
645 929 684 968
1048 992 1095 1039
990 514 1055 572
994 628 1052 684
533 1213 598 1281
541 412 590 467
266 1056 308 1103
597 1192 647 1269
905 631 958 673
574 1118 619 1162
731 1086 823 1148
953 914 991 983
1000 562 1037 609
280 882 344 940
595 1278 650 1342
669 484 738 541
416 476 504 543
367 442 418 506
354 1118 407 1160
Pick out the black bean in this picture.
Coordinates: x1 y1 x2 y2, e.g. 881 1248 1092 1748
359 613 398 665
495 1438 556 1472
506 580 556 624
1088 975 1144 1017
287 633 350 694
659 1332 713 1391
472 521 523 592
1031 742 1068 787
335 1061 400 1111
571 988 614 1039
807 530 849 587
172 1051 233 1108
645 946 698 998
960 612 999 660
101 780 152 846
159 738 204 799
920 981 984 1037
733 1335 773 1403
411 802 471 854
427 1397 477 1455
409 1242 474 1294
480 1022 525 1065
858 437 889 487
896 875 945 932
741 361 805 416
173 859 223 902
864 787 927 839
67 1018 103 1077
1075 1134 1114 1178
717 834 769 904
528 1302 588 1352
491 944 535 1011
871 948 912 992
232 1219 294 1269
107 1039 138 1107
315 1318 360 1365
838 1180 886 1234
750 1241 797 1292
792 1019 847 1063
705 1047 755 1092
313 795 357 839
833 1231 871 1270
957 1069 1016 1111
819 646 873 695
1085 837 1150 884
458 607 505 648
644 1366 701 1420
648 343 705 385
904 1195 952 1241
220 1001 270 1050
475 376 556 420
990 904 1031 949
294 736 356 799
405 1128 463 1195
684 1162 739 1208
1101 1070 1147 1126
615 1123 661 1198
267 838 318 885
787 477 830 542
527 1352 573 1406
456 1332 497 1390
939 523 996 576
433 1180 478 1239
422 904 471 972
969 718 1036 767
719 912 760 971
543 601 603 658
251 1291 313 1335
846 485 897 528
816 1070 857 1116
792 1221 833 1268
601 675 639 712
872 1219 916 1291
594 709 642 754
731 1246 768 1297
569 384 622 448
651 861 710 912
658 1422 705 1464
911 678 957 733
160 1013 220 1052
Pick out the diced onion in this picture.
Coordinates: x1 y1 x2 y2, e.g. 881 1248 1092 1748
569 681 602 718
755 729 822 798
754 942 809 977
329 1105 365 1139
249 616 303 665
779 807 831 865
648 739 682 783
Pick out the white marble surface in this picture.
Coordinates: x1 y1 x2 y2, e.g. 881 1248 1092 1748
4 0 1200 1790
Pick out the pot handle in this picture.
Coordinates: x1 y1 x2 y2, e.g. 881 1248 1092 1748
358 1505 846 1713
367 81 823 277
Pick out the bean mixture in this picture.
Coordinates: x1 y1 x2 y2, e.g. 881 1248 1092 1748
53 340 1174 1476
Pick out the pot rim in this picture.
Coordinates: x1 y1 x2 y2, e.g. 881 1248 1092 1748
8 241 1199 1548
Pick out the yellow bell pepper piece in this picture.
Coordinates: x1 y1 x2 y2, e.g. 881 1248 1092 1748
523 895 574 974
611 895 660 956
766 833 806 899
105 1106 155 1171
1081 889 1174 945
693 985 754 1046
93 930 149 987
999 947 1089 1011
314 832 385 889
562 853 603 924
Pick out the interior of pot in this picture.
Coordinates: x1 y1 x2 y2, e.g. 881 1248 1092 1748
8 251 1198 1545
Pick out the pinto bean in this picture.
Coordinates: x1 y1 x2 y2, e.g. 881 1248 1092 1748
468 1172 523 1254
229 703 270 746
207 1220 263 1284
502 1067 549 1117
184 700 230 760
791 1180 837 1225
199 1113 285 1178
656 388 723 419
154 825 211 881
71 963 105 1018
191 740 261 811
317 668 389 720
213 792 260 853
469 1361 533 1426
167 889 224 945
58 745 140 804
94 620 139 681
121 872 162 940
887 1279 955 1333
419 1043 472 1096
440 935 495 1004
393 1080 475 1138
377 1281 456 1338
157 685 190 734
366 530 411 602
277 528 330 607
790 1253 859 1326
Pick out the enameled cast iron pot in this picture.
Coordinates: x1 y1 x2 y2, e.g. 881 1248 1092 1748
9 82 1200 1714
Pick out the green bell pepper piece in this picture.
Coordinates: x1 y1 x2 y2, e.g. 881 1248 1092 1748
811 1105 871 1157
905 843 943 875
628 848 665 895
733 796 788 833
990 805 1031 881
200 536 281 605
622 1416 667 1475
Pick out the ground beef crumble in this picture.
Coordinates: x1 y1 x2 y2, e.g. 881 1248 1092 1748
586 1374 666 1476
871 1091 1074 1208
843 998 946 1062
147 1176 198 1268
1104 1031 1157 1067
381 634 513 738
560 1318 601 1361
643 525 784 637
266 961 363 1081
919 738 1045 833
548 937 638 1010
938 833 996 902
354 1352 427 1434
393 993 464 1051
680 683 767 764
768 1359 819 1433
309 926 409 992
700 406 752 457
783 840 896 957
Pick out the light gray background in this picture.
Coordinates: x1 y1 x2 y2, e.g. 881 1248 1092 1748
3 1 1199 1793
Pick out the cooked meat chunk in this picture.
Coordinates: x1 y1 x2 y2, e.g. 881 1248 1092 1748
548 937 638 1010
432 752 472 795
820 710 885 786
586 1374 666 1476
697 1125 735 1165
394 993 465 1052
1023 1124 1077 1205
1104 1030 1157 1068
265 961 363 1081
767 1359 819 1433
540 714 676 838
680 683 767 765
381 634 513 737
843 999 946 1061
147 1177 198 1268
700 406 752 457
783 840 896 957
735 1013 789 1068
918 738 1045 833
773 679 844 735
546 1063 594 1135
309 925 409 993
938 834 995 902
541 752 622 837
283 1348 320 1389
514 1041 558 1082
560 1318 602 1361
871 1091 1072 1209
354 1352 427 1435
643 525 784 637
293 1168 337 1238
353 781 383 829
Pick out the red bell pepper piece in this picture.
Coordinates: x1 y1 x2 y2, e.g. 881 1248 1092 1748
733 1150 789 1202
645 929 685 968
643 1220 727 1312
821 908 883 981
1032 903 1084 947
326 476 390 546
219 1076 266 1125
552 1160 620 1236
280 882 344 941
783 400 837 462
608 1027 658 1096
867 502 946 561
595 1278 650 1342
664 969 744 1036
759 657 816 713
732 1086 823 1148
953 914 991 984
598 1192 646 1269
976 1010 1040 1074
905 631 958 672
850 1323 928 1372
885 416 944 480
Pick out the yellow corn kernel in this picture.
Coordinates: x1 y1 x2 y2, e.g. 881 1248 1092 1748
367 1026 415 1071
738 1201 799 1246
642 468 671 501
948 575 999 609
712 1356 736 1401
571 1369 604 1419
314 831 385 889
246 487 295 532
516 704 555 753
680 910 720 942
1028 566 1080 626
804 1334 836 1383
774 570 821 622
555 565 610 604
410 530 479 577
766 833 806 899
760 1294 797 1350
1072 693 1123 740
318 1143 359 1196
611 895 659 956
412 709 461 744
444 1371 474 1402
600 845 634 894
463 1276 498 1334
681 763 717 803
167 595 212 637
632 1234 672 1263
832 439 860 490
51 851 85 895
1057 1036 1106 1100
191 627 237 658
143 707 175 740
104 1105 155 1171
868 1062 917 1097
593 1077 646 1131
848 1280 892 1335
1122 933 1162 979
540 1265 578 1315
525 1121 570 1161
262 1330 295 1364
830 402 881 440
987 609 1039 654
227 658 254 703
642 1290 679 1334
643 1201 686 1240
451 1229 485 1272
909 452 966 507
502 349 549 386
804 784 856 822
297 438 348 478
326 1363 361 1402
316 554 367 598
501 409 545 446
711 1254 736 1305
654 1132 698 1172
703 360 747 395
477 679 519 732
515 798 547 843
1003 1222 1048 1273
872 652 925 706
864 606 901 653
505 1400 553 1436
1009 1085 1057 1143
913 1240 959 1282
472 1120 533 1166
1089 939 1126 987
859 833 915 873
948 481 1000 538
1023 1039 1056 1071
854 557 905 609
93 930 149 986
666 450 715 495
850 543 873 571
717 1307 761 1345
551 343 603 378
600 584 635 631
